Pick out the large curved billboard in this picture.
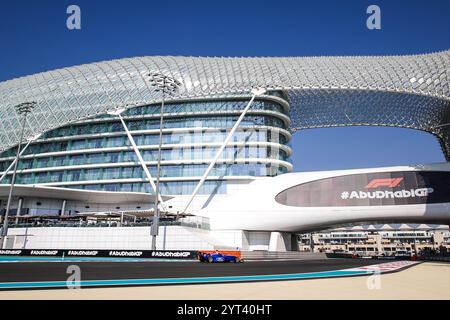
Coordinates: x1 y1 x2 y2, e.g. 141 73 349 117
275 171 450 207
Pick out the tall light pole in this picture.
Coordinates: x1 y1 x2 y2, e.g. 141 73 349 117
148 73 181 250
1 102 35 249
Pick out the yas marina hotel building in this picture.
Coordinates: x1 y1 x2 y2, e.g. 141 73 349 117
0 50 449 251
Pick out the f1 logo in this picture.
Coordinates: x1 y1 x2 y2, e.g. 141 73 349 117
366 178 403 189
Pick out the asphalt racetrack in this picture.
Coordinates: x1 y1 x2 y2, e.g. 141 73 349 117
0 258 385 289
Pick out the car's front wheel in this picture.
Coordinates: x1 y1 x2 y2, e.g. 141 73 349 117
208 256 214 263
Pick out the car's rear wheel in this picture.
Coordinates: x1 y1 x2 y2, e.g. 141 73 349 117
208 256 213 263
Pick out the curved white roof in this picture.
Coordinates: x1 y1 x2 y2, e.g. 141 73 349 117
0 50 449 158
0 185 172 203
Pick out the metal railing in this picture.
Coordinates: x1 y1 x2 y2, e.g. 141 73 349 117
6 219 210 230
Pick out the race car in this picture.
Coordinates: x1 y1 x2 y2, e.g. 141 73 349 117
197 251 242 263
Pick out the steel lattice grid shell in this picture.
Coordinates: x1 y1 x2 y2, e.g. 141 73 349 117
0 50 449 159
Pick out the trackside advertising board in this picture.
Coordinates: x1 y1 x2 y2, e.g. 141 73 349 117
276 171 450 207
0 249 197 259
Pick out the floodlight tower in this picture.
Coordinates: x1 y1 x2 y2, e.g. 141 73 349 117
1 102 35 249
147 73 181 250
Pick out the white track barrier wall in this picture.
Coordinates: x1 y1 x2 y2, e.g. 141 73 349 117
5 227 293 251
6 226 214 250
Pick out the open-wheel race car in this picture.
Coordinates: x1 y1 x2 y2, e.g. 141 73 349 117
197 251 242 263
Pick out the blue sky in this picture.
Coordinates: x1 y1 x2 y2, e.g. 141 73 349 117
0 0 449 171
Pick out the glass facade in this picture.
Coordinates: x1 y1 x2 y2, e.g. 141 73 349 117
0 97 292 195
